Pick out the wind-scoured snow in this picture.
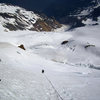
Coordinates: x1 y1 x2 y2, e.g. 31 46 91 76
0 3 40 31
0 3 39 19
0 15 100 100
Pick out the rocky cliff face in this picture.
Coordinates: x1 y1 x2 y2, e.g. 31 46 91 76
0 3 61 32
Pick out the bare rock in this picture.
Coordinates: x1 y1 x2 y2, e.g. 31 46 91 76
61 40 69 45
18 44 26 50
85 44 95 49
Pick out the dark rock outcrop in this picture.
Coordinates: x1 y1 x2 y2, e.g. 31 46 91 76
18 44 26 50
61 40 69 45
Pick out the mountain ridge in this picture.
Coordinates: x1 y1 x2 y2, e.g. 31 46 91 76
43 0 100 29
0 3 62 32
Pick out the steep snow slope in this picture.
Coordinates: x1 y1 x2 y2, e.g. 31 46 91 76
0 17 100 99
0 40 100 100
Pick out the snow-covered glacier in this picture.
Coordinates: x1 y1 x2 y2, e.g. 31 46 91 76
0 19 100 100
0 2 100 99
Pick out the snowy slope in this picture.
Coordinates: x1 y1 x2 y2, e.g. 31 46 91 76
1 21 99 68
0 3 39 31
0 3 100 99
0 3 61 32
0 19 100 100
0 38 100 100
